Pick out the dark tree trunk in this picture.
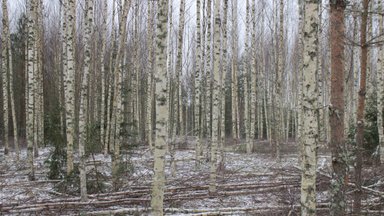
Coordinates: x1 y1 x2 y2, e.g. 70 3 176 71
329 1 347 215
354 0 369 214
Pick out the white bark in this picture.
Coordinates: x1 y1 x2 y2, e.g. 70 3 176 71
245 0 251 154
209 0 221 195
231 0 239 139
111 0 130 182
26 0 37 180
6 0 19 160
300 1 319 215
146 0 154 151
151 0 169 214
100 0 108 156
78 0 94 202
195 0 202 167
1 0 10 156
250 0 257 151
378 0 384 163
64 0 77 174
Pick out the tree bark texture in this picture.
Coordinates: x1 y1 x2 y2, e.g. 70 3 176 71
354 0 369 213
151 0 169 214
329 1 347 215
300 1 319 215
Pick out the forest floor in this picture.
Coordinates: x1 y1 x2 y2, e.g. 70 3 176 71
1 138 384 215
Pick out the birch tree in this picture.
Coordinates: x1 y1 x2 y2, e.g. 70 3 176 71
1 0 10 156
378 0 384 163
329 0 347 215
231 0 239 139
5 0 19 160
146 0 154 150
100 0 108 156
300 0 319 214
78 0 94 202
26 0 37 180
64 0 77 175
111 0 130 182
35 0 44 156
195 0 203 166
274 0 284 159
151 0 169 214
209 0 221 195
171 0 186 176
250 0 257 152
244 0 251 154
176 0 186 136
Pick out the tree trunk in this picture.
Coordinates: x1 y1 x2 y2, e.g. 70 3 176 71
378 0 384 163
209 0 221 195
1 0 10 156
206 0 212 139
176 0 186 137
78 0 94 202
6 0 19 160
245 0 251 154
146 0 154 151
106 0 117 155
300 1 319 214
64 0 77 175
171 0 186 177
274 0 284 160
329 1 347 215
151 0 169 214
220 0 229 164
231 0 239 140
111 0 130 184
35 0 44 156
250 0 257 151
26 0 37 181
195 0 202 167
354 0 369 213
100 0 108 156
60 0 67 138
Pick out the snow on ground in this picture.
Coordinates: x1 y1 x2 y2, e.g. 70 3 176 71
0 141 335 215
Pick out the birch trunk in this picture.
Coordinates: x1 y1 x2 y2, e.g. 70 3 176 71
209 0 221 195
5 0 19 160
78 0 94 202
111 0 130 182
36 0 44 155
250 0 257 150
244 0 251 154
206 0 212 138
1 0 10 156
64 0 77 175
133 0 139 141
354 0 369 213
195 0 202 167
231 0 239 140
151 0 169 214
300 1 319 214
171 0 186 176
220 0 229 163
100 0 108 155
274 0 284 160
176 0 186 137
329 1 347 215
147 0 154 150
60 1 67 138
297 0 304 164
105 0 116 155
378 0 384 163
26 0 37 180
